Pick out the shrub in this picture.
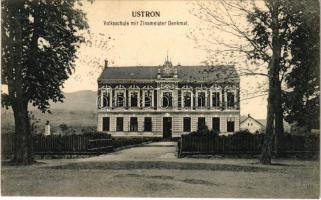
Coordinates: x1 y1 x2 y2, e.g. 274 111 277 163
197 124 209 135
209 129 219 136
234 129 253 137
185 126 219 137
59 123 68 132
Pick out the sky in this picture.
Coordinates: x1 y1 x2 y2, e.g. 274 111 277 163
62 0 268 119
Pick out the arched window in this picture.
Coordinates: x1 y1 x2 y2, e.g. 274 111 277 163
197 92 206 107
116 92 125 107
212 92 220 107
162 92 172 108
227 92 235 108
103 93 109 107
183 92 191 107
130 92 138 107
144 91 152 107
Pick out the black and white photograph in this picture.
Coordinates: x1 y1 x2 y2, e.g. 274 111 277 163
1 0 320 198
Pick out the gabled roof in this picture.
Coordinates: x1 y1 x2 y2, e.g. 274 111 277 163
97 65 239 84
240 115 265 128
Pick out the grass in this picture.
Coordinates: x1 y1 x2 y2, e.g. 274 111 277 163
1 159 319 198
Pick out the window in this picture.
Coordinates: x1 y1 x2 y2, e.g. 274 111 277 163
116 117 123 131
227 118 235 132
212 92 220 107
130 117 138 131
144 92 152 107
198 117 206 130
197 92 206 107
162 92 172 108
116 92 125 107
102 93 110 108
183 92 191 108
144 117 152 131
212 117 220 132
130 92 138 107
183 117 191 132
102 117 110 131
227 92 235 108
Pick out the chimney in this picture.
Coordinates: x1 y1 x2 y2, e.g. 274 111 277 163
104 59 108 68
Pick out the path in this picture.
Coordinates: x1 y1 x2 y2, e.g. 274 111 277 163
1 141 319 198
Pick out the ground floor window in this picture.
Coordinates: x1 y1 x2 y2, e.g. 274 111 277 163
130 117 138 131
102 117 110 131
144 117 152 132
116 117 123 131
198 117 206 130
227 118 235 132
212 117 220 132
183 117 191 132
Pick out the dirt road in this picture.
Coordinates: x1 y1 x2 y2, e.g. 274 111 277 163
1 141 319 198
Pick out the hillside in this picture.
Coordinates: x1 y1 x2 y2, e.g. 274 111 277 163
34 90 97 112
2 90 98 134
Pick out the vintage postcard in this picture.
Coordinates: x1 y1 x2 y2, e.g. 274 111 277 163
1 0 320 198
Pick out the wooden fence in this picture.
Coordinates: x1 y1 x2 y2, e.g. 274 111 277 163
1 133 113 157
178 133 319 157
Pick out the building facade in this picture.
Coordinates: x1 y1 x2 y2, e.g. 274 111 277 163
240 114 265 134
97 59 240 138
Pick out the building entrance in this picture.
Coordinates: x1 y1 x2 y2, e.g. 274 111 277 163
163 117 172 138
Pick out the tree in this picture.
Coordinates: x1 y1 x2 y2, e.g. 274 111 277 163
1 0 89 165
283 0 320 131
247 0 288 162
189 0 317 163
59 123 69 133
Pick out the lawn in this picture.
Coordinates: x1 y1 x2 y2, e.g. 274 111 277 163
1 157 319 198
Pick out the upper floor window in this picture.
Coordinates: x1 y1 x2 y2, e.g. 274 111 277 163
130 92 138 107
183 92 191 108
144 91 153 107
197 92 206 107
227 92 235 108
103 93 110 107
162 92 173 108
116 92 125 107
100 92 110 108
212 92 220 107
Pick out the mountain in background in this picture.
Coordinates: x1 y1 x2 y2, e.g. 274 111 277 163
2 90 98 133
33 90 97 112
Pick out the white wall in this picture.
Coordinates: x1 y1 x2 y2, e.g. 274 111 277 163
240 118 264 134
